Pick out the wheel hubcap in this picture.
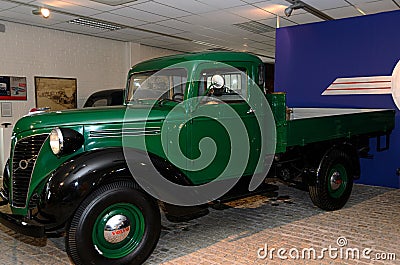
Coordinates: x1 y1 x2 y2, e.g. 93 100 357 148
330 171 342 191
92 203 145 259
327 164 348 198
104 214 131 244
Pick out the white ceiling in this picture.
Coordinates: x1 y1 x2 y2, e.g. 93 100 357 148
0 0 399 61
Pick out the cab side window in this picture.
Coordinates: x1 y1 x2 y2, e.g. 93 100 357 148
199 68 247 102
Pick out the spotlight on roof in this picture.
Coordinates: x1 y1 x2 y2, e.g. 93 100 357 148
284 0 334 21
284 1 304 17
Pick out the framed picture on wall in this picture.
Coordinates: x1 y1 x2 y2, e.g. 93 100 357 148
34 77 77 111
0 76 27 100
1 102 12 117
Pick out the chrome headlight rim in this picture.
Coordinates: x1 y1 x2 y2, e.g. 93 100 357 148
50 127 64 155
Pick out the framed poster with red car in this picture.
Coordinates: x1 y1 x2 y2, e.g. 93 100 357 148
0 76 27 100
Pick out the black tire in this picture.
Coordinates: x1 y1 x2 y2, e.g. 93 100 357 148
66 181 161 265
309 149 356 211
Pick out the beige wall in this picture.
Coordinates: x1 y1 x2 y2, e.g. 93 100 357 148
0 21 178 171
129 43 179 67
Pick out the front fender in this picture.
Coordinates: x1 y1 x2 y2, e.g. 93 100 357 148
35 148 192 231
35 148 131 230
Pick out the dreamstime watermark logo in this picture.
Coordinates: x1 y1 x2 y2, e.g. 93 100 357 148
122 61 276 206
257 236 396 261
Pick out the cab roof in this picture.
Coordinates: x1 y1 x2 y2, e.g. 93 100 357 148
129 51 263 74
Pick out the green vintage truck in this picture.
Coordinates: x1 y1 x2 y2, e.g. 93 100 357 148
0 52 395 265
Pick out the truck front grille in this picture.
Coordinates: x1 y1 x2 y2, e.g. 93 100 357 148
11 134 48 208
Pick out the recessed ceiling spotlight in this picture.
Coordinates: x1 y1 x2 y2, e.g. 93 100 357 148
32 7 50 18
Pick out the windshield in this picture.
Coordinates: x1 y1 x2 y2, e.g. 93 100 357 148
127 68 188 103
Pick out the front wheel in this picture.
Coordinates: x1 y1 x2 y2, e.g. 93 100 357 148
66 181 161 265
309 149 356 211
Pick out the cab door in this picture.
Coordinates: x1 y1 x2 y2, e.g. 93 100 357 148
184 62 260 185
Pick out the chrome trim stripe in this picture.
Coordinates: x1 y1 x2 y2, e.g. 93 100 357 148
89 128 161 138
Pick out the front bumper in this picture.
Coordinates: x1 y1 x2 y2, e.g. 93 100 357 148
0 189 45 238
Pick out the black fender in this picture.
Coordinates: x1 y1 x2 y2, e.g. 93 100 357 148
333 143 360 179
303 143 360 186
1 159 10 199
35 148 192 231
316 143 360 180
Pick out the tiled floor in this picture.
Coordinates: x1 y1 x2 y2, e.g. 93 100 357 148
0 183 398 264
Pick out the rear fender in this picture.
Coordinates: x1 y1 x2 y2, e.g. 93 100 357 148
304 143 360 186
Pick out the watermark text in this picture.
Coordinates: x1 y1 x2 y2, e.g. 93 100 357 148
257 237 396 261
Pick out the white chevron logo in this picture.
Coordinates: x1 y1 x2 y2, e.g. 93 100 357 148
322 60 400 110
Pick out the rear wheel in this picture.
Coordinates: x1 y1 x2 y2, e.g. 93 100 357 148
66 181 160 265
309 149 355 211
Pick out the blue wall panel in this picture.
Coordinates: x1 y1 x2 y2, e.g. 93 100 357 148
275 10 400 188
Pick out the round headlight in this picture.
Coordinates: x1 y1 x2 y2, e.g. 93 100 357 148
50 128 63 155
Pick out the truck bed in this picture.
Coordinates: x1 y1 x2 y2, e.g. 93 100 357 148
281 108 395 150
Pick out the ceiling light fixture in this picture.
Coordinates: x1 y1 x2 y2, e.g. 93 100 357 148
276 15 280 28
284 0 333 21
68 18 123 31
355 7 366 15
89 0 137 6
32 7 50 18
234 21 275 34
192 40 222 49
